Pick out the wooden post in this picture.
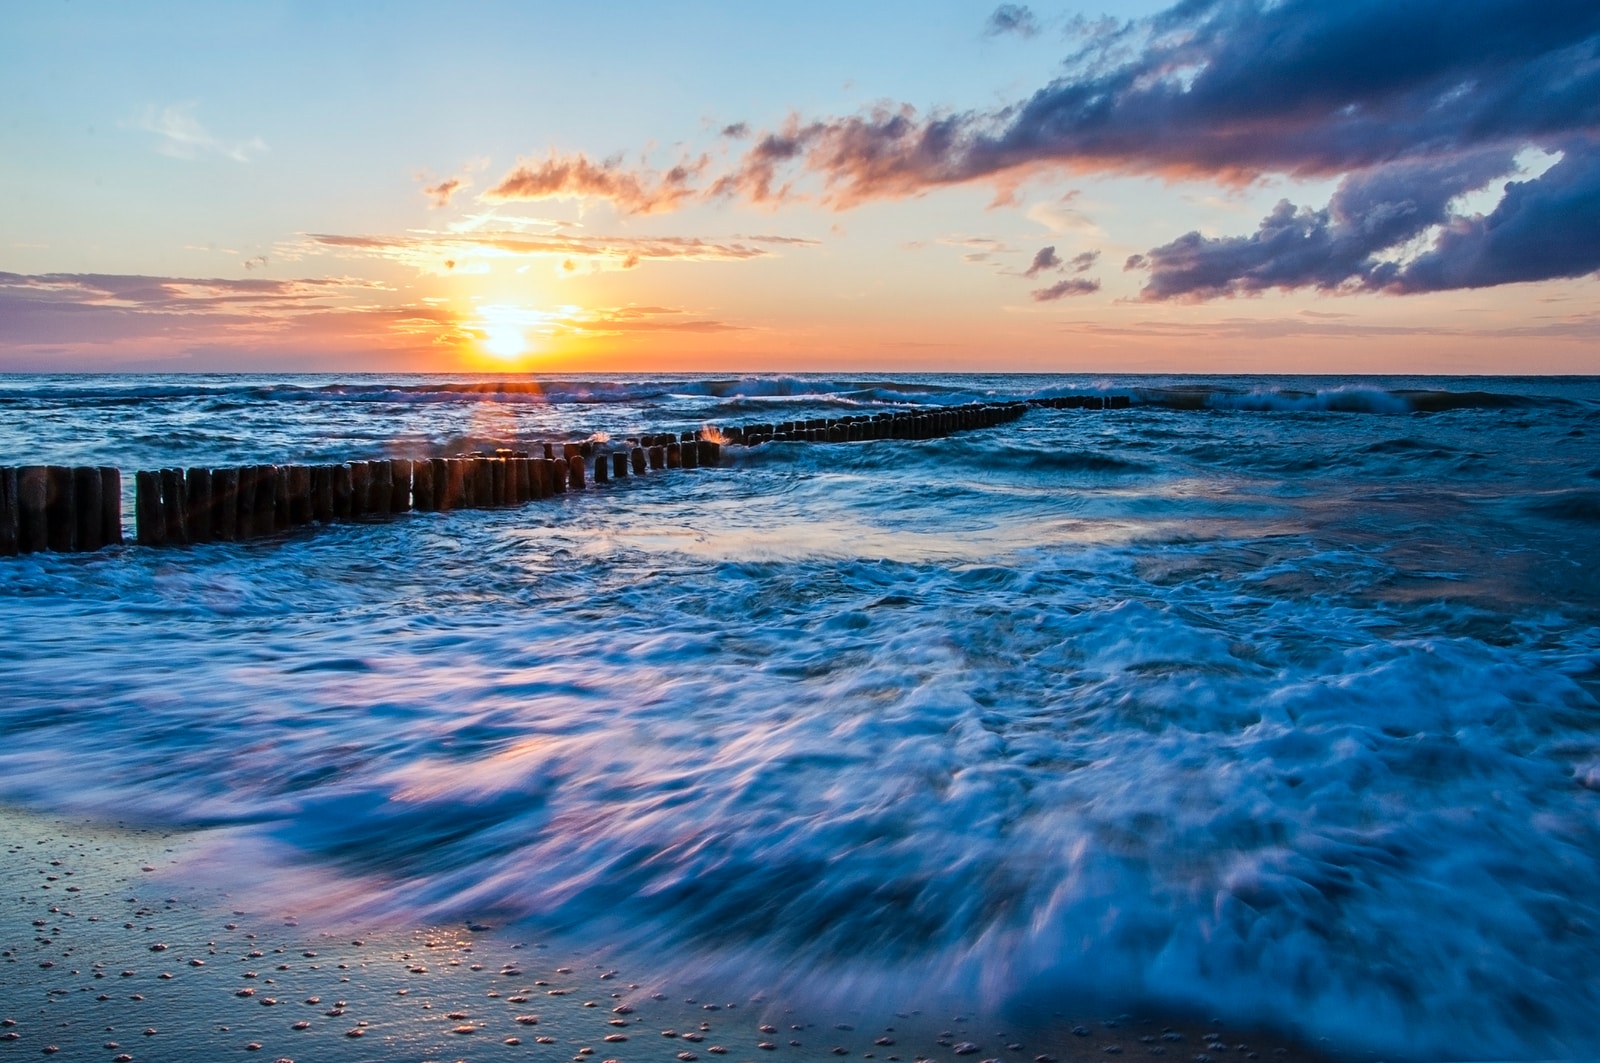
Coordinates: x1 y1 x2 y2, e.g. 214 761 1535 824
44 466 75 552
442 458 466 509
0 467 17 556
74 466 104 552
429 457 451 510
490 457 507 505
631 447 647 475
236 465 258 538
531 457 552 497
254 465 277 536
99 467 122 546
213 467 239 540
593 453 609 484
665 442 681 468
392 459 413 512
697 440 719 467
411 459 434 511
272 465 291 529
370 459 393 514
288 465 313 524
348 461 371 518
186 467 213 542
612 451 628 478
648 445 665 470
155 468 186 547
332 463 353 520
567 454 584 490
309 465 332 523
133 470 165 547
681 442 698 470
513 457 532 502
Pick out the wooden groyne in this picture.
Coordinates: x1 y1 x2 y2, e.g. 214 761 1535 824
0 466 122 556
2 400 1040 554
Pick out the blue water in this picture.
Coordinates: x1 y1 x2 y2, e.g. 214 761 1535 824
3 374 1599 1060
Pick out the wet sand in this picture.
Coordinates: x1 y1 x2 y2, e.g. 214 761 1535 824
1 806 1350 1063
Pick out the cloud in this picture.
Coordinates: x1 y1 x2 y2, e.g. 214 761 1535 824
483 151 707 214
303 228 779 273
1031 277 1100 300
727 1 1600 202
697 1 1600 303
1067 249 1100 272
135 104 267 162
1134 144 1600 298
986 4 1040 38
422 176 467 208
1025 246 1062 276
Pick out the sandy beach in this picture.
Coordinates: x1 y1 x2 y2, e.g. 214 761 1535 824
2 805 1347 1063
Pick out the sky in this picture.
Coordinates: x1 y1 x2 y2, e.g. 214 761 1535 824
2 0 1598 374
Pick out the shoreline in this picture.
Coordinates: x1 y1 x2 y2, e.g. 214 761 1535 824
0 805 1353 1063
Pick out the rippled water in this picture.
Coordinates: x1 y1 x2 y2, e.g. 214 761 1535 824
3 373 1599 1059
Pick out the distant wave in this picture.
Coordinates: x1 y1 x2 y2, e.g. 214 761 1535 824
0 374 1585 416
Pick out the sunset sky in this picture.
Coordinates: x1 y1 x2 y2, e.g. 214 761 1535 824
3 0 1598 374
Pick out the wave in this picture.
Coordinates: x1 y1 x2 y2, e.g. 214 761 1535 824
0 374 1587 418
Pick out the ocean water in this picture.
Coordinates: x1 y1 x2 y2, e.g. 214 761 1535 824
2 373 1599 1060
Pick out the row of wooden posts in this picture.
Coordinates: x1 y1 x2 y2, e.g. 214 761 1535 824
0 465 123 556
2 400 1040 555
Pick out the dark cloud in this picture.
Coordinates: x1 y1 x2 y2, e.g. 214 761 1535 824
1137 148 1523 299
1032 277 1101 300
742 0 1600 202
1025 245 1062 276
1135 144 1600 298
1384 139 1600 292
1067 249 1099 273
721 122 750 139
986 4 1040 38
484 151 707 214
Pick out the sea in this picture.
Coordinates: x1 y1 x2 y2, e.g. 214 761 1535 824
2 373 1598 1061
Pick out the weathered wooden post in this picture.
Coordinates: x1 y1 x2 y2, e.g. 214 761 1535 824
631 447 647 474
73 466 103 552
411 459 434 511
254 465 278 536
444 458 468 509
273 466 292 529
681 442 698 470
99 467 122 546
593 453 610 483
612 451 628 478
490 457 508 506
348 461 372 519
158 468 187 546
185 467 213 542
665 442 681 468
133 470 164 547
392 459 413 512
213 467 239 540
332 463 353 521
567 453 585 490
235 465 258 538
309 465 332 523
288 465 313 525
648 445 665 470
42 466 75 552
370 460 393 515
513 457 532 502
697 440 719 467
0 467 18 557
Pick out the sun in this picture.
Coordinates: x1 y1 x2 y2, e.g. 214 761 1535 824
483 324 526 359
